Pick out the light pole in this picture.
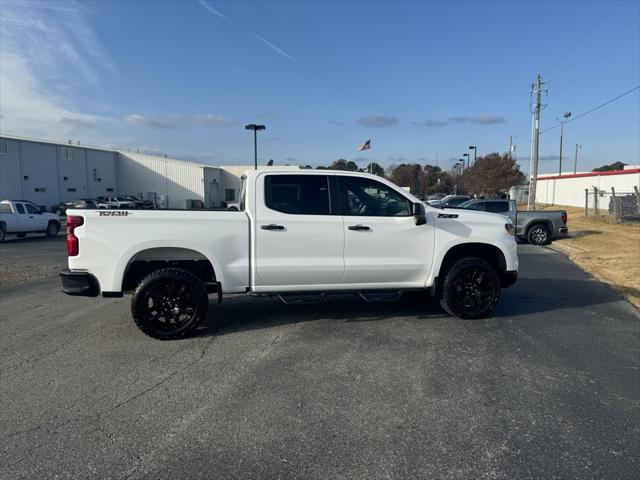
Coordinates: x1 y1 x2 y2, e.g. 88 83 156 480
459 159 465 173
245 124 266 170
463 153 470 168
573 143 582 174
558 112 571 176
468 145 477 165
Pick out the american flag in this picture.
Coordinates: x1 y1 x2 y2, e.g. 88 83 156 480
357 139 371 151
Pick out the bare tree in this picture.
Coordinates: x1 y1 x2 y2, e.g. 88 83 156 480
460 153 525 197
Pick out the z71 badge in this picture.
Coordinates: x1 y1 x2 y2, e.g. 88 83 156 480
437 213 459 219
97 210 130 216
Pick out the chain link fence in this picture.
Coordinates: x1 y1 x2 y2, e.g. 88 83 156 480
585 186 640 222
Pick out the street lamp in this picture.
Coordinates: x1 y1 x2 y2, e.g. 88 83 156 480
458 159 465 173
245 124 266 170
573 143 582 174
463 153 470 168
558 112 571 176
468 145 477 164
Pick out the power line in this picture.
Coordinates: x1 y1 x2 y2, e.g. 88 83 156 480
540 85 640 134
550 22 639 94
544 4 616 79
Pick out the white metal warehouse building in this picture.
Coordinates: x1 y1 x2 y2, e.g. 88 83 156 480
535 166 640 207
0 135 298 209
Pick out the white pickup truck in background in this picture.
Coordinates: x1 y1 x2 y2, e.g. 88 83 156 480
0 200 61 241
60 170 518 339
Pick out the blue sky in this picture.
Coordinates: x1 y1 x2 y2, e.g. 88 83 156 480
1 0 638 174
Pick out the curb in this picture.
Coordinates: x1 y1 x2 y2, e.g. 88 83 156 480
546 240 583 256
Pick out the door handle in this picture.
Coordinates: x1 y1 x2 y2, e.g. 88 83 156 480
348 224 371 231
261 224 285 231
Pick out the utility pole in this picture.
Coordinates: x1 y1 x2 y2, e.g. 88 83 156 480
528 74 545 211
573 143 582 174
508 136 513 160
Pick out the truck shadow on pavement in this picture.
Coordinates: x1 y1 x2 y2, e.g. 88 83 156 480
0 233 66 244
196 277 629 337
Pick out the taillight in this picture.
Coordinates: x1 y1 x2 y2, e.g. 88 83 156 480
561 211 567 225
66 215 84 256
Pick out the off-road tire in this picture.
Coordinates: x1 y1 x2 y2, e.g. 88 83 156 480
131 267 209 340
46 221 60 237
527 223 551 246
439 257 501 319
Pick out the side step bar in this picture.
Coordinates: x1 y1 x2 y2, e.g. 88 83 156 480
249 290 416 305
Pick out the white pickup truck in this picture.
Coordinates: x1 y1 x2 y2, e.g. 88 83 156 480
0 200 61 241
60 170 518 339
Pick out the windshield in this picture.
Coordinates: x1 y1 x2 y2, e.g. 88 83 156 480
458 200 475 208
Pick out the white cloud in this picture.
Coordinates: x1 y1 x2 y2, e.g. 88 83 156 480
193 114 237 128
198 0 228 20
125 114 186 128
356 115 399 127
0 52 109 138
411 119 448 127
125 113 237 129
252 33 295 61
447 113 506 125
0 1 115 139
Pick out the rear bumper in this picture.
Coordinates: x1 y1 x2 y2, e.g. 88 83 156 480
60 270 100 297
502 270 518 288
558 227 568 236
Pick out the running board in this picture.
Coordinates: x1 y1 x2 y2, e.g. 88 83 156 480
357 291 402 303
276 293 326 305
249 290 415 305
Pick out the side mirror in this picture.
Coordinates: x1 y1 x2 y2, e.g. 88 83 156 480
412 202 427 226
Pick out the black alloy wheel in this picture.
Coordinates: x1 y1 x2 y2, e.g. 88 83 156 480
131 268 208 339
440 257 501 319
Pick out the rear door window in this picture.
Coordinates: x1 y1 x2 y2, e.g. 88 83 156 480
265 175 330 215
485 201 509 213
15 203 26 214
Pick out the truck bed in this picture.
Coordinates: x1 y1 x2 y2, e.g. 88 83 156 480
66 209 250 293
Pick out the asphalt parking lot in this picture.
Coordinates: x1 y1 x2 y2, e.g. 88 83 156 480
1 240 638 479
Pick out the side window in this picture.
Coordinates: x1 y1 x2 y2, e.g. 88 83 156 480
26 204 40 214
485 201 509 213
15 203 26 214
339 176 411 216
265 175 330 215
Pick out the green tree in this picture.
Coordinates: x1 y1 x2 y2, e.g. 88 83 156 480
388 164 424 195
592 161 626 172
364 162 385 176
329 159 359 171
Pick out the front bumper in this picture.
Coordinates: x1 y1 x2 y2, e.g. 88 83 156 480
501 270 518 288
60 270 100 297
